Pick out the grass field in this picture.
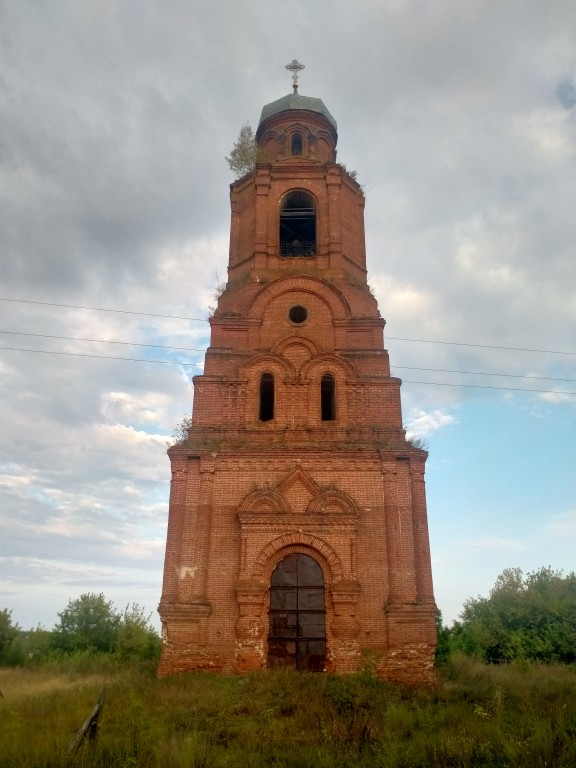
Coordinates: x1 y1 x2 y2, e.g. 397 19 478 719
0 656 575 767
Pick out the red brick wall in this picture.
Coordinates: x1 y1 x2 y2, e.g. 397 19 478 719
158 102 437 685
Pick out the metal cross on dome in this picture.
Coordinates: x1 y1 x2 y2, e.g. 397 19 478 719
285 59 305 93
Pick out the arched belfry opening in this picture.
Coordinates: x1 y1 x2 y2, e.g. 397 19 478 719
268 553 326 671
279 190 316 257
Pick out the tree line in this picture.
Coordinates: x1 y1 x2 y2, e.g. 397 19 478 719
0 593 161 666
2 566 575 668
436 566 576 665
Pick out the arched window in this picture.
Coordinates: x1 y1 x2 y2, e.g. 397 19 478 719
291 132 303 156
268 553 326 671
279 190 316 257
259 372 274 422
321 373 336 421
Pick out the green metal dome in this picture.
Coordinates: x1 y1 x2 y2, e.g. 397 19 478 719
257 93 337 138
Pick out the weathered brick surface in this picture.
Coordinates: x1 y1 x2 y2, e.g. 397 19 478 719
158 96 437 684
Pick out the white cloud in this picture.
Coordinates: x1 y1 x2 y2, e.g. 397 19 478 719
100 391 174 429
513 109 575 165
0 469 36 491
454 230 524 292
405 408 457 439
464 536 528 554
371 275 438 319
0 0 574 631
538 392 576 405
544 511 576 541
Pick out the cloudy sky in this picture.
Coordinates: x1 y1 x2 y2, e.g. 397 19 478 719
1 0 575 631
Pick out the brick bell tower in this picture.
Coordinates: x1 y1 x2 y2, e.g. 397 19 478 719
158 63 437 684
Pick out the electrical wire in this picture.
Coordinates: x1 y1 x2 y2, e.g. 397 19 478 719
0 346 197 366
0 297 206 322
0 329 207 353
387 336 576 357
391 365 576 384
1 345 574 395
1 297 575 357
2 330 573 384
400 379 576 395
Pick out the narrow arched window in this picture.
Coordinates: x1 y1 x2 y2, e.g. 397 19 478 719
291 132 303 156
279 190 316 257
259 372 274 422
321 373 336 421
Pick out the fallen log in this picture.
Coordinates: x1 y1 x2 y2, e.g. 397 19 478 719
66 687 106 757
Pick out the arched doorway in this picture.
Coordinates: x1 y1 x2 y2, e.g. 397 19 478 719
268 553 326 671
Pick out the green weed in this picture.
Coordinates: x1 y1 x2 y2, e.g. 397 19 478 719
0 657 575 767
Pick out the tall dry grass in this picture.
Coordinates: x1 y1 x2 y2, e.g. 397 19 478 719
0 655 574 767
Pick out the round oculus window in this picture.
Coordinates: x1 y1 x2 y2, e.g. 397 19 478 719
288 305 308 324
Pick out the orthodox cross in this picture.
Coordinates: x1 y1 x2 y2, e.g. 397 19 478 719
285 59 305 93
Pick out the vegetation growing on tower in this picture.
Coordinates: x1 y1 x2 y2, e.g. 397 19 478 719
225 123 261 177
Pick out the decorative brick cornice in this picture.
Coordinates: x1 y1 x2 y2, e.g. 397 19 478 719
238 513 359 529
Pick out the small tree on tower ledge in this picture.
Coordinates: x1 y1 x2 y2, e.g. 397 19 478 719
225 123 261 178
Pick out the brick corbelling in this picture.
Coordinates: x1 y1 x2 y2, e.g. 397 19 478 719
182 433 411 453
238 513 359 531
170 449 406 471
209 317 262 330
333 317 384 330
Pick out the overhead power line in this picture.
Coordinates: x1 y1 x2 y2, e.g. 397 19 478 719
0 346 198 366
387 336 576 357
401 379 576 395
391 365 576 384
1 345 575 396
0 329 207 353
1 330 574 384
0 297 207 322
1 296 575 357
